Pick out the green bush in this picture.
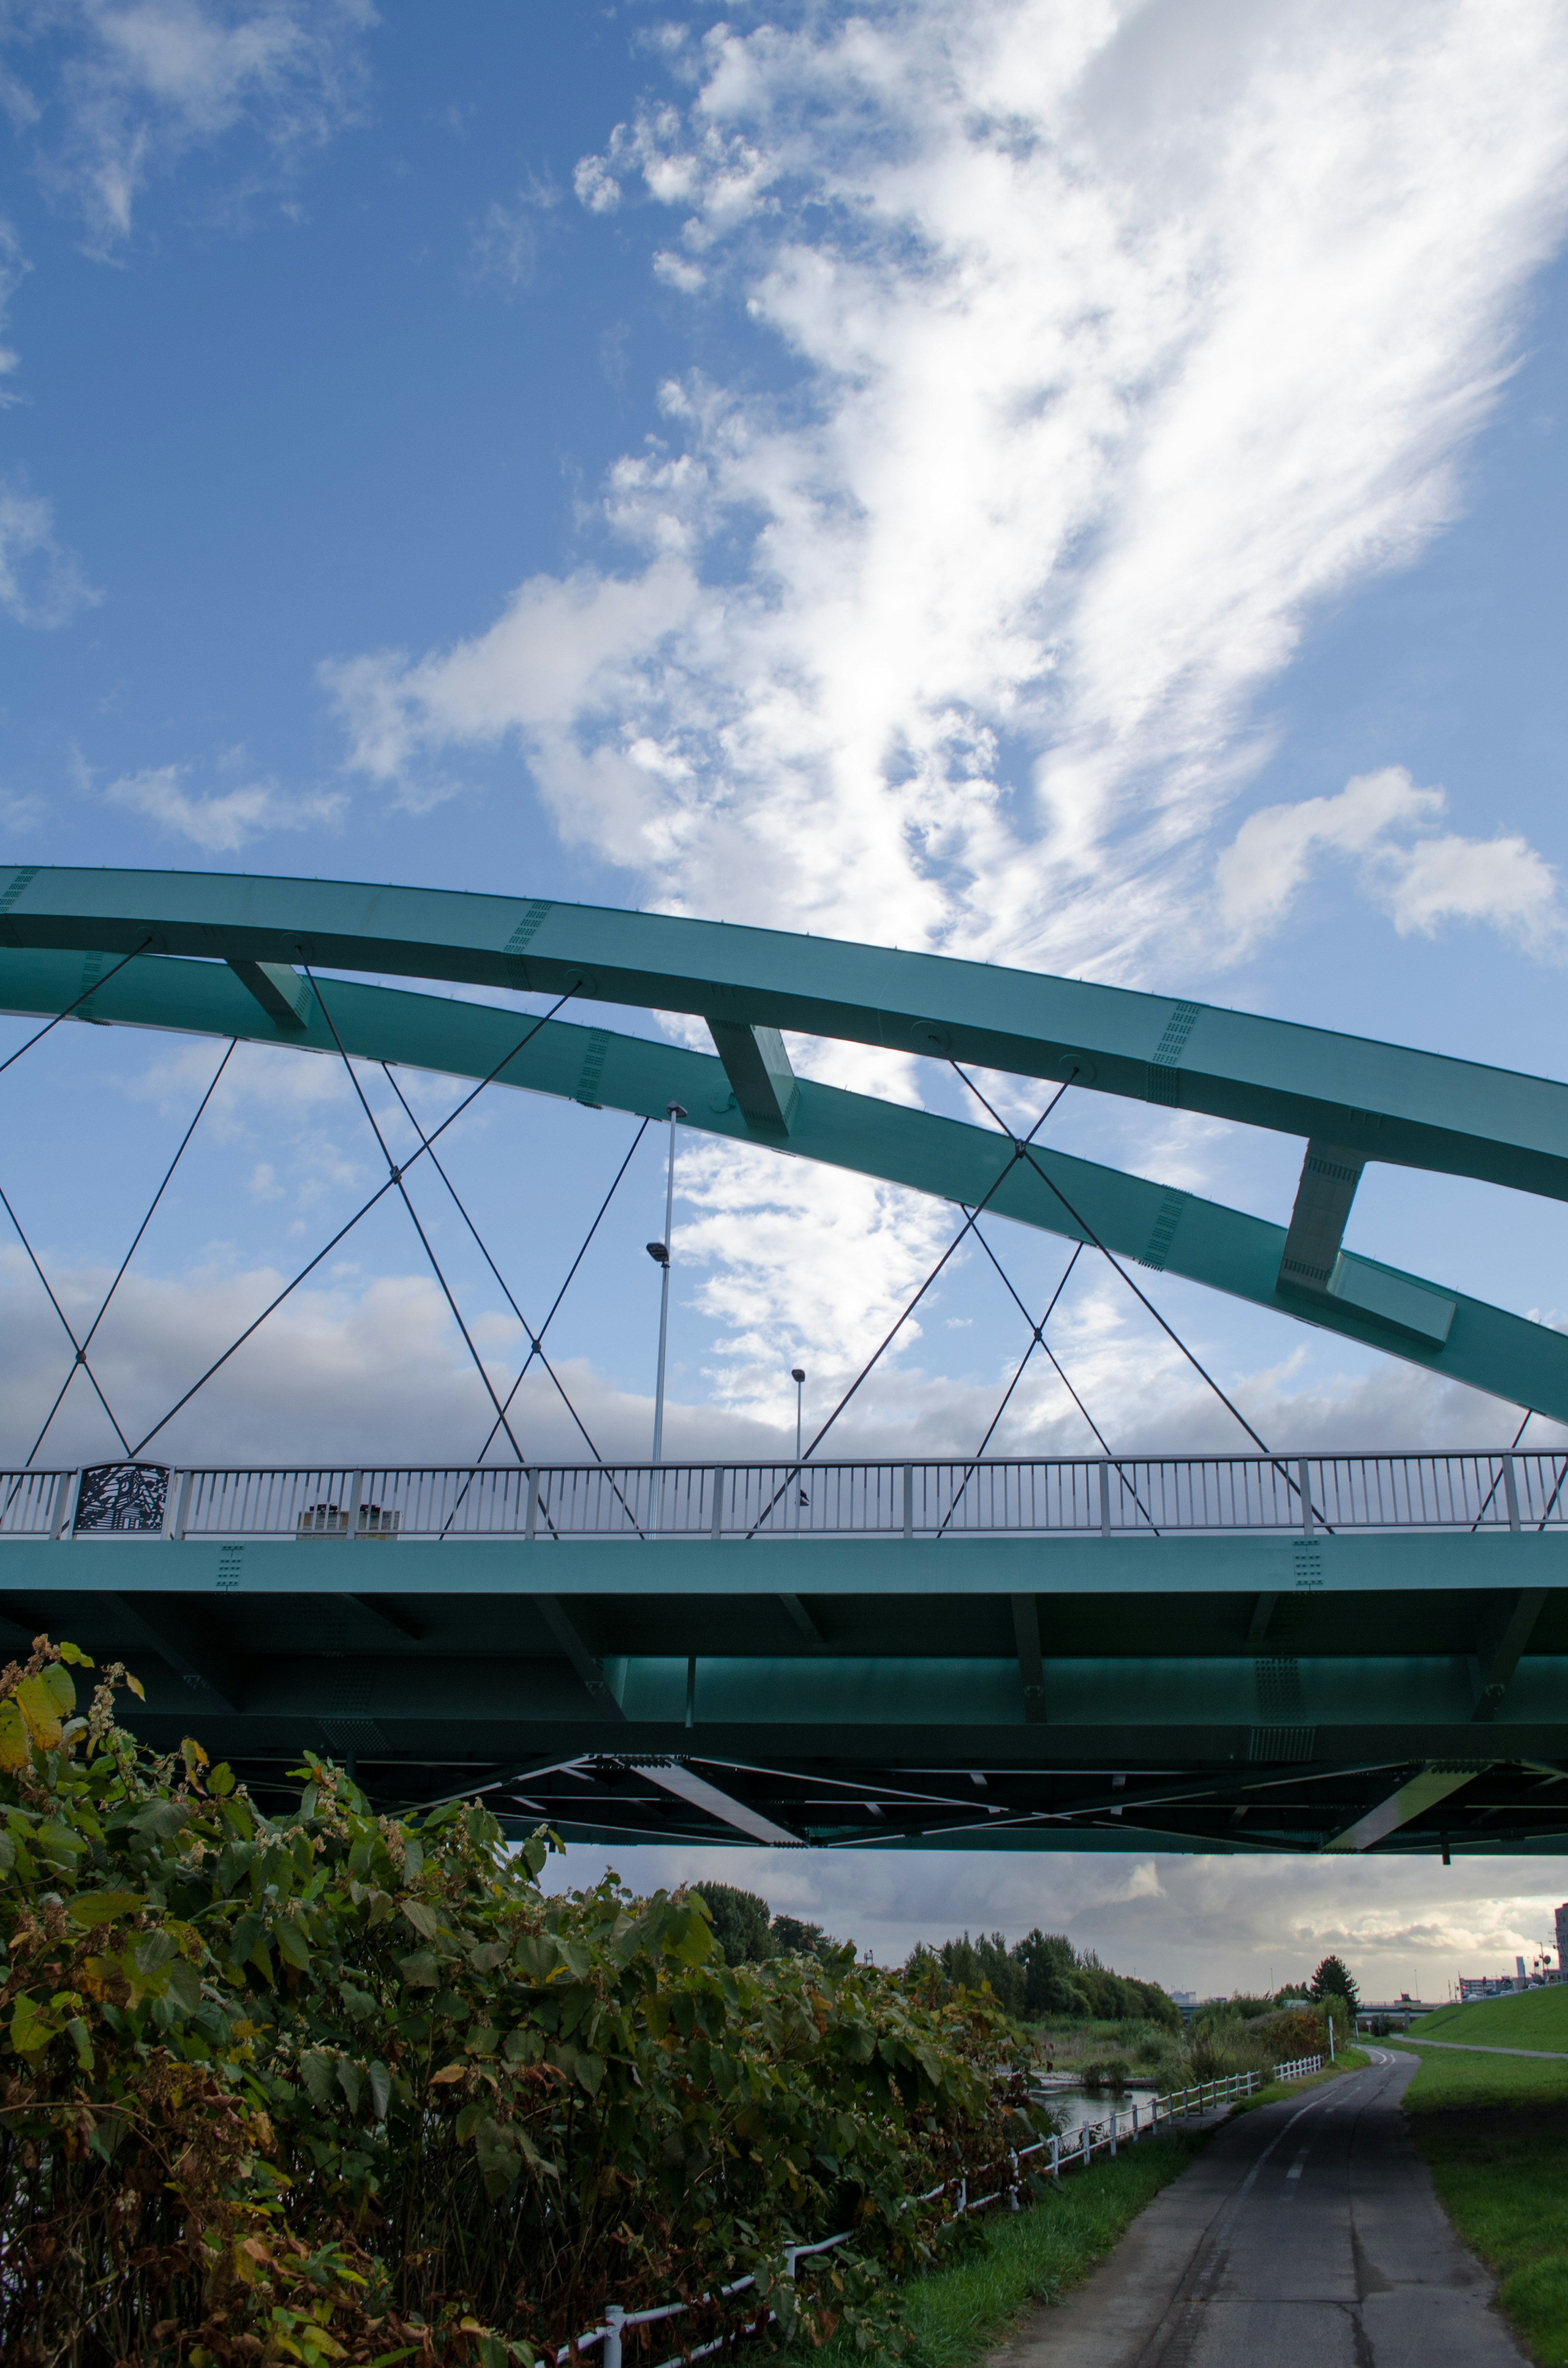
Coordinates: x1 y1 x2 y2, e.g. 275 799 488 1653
0 1639 1049 2367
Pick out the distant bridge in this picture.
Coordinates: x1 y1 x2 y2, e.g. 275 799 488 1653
2 865 1568 1855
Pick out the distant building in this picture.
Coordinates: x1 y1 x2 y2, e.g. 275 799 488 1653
1556 1903 1568 1973
1458 1975 1522 2000
1168 1990 1196 2008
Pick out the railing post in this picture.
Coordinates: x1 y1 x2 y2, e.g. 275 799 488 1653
1050 2134 1059 2179
956 2175 967 2212
783 2247 798 2283
1098 1459 1111 1535
603 2307 624 2368
165 1469 193 1541
1298 1458 1313 1539
1131 2098 1139 2141
344 1470 363 1537
1109 2110 1117 2157
525 1472 538 1543
1009 2147 1020 2210
55 1469 83 1539
1504 1456 1521 1532
903 1463 914 1539
49 1469 78 1539
710 1468 725 1541
1081 2123 1090 2169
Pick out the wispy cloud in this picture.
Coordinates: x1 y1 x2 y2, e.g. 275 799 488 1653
328 0 1568 987
5 0 376 249
0 469 99 626
1217 766 1564 957
105 758 347 850
467 173 559 297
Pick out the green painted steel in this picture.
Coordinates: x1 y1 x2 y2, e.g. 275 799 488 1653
1 945 1563 1417
4 862 1568 1197
4 865 1568 1856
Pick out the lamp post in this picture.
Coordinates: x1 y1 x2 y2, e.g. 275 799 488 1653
792 1367 806 1463
647 1101 686 1467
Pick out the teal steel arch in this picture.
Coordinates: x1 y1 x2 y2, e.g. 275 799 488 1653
0 863 1564 1417
4 862 1568 1860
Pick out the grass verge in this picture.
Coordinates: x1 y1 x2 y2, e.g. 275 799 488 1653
1394 2041 1568 2367
1404 1987 1568 2051
831 2132 1207 2368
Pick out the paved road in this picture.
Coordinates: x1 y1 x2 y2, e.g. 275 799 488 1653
993 2049 1528 2368
1399 2035 1568 2058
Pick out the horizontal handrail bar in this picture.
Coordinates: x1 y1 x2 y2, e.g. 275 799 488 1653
6 1450 1563 1543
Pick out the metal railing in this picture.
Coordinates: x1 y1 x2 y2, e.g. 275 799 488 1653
5 1448 1567 1543
561 2060 1322 2368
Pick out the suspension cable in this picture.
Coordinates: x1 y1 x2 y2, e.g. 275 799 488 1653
950 1061 1336 1529
935 1242 1086 1536
742 1081 1071 1539
0 1178 132 1455
126 990 577 1458
17 1038 237 1471
379 1061 622 1470
951 1062 1280 1444
303 967 529 1465
458 1110 651 1466
0 938 152 1082
961 1222 1159 1532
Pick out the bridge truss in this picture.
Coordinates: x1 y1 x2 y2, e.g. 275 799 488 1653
2 864 1568 1857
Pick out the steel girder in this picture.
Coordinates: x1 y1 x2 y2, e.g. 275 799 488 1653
4 864 1568 1855
3 863 1568 1200
0 943 1564 1418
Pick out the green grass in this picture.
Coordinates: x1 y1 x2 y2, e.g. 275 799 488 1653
1394 2041 1568 2366
787 2132 1207 2368
1406 1987 1568 2051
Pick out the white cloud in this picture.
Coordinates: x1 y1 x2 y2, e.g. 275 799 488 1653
548 1839 1568 2003
105 759 347 850
6 0 376 249
0 470 100 627
468 175 559 295
1216 765 1564 956
330 0 1568 986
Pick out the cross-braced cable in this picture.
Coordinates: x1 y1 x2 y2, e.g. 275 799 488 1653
304 967 529 1464
0 939 152 1083
13 1038 236 1470
949 1060 1330 1529
125 990 577 1458
743 1079 1071 1539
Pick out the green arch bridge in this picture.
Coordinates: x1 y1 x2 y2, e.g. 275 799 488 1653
2 863 1566 1858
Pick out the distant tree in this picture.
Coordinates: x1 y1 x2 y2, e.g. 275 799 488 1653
693 1883 775 1966
1308 1954 1360 2011
771 1912 840 1962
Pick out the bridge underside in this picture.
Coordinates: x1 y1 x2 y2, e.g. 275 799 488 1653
8 1534 1568 1855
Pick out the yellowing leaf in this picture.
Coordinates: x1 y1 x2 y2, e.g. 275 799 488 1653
430 2064 466 2085
57 1641 94 1667
14 1674 63 1749
125 1672 145 1701
0 1700 29 1772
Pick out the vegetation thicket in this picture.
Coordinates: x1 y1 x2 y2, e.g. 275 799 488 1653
0 1639 1052 2368
903 1930 1180 2029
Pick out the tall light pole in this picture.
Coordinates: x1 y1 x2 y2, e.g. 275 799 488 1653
647 1100 686 1465
792 1367 806 1463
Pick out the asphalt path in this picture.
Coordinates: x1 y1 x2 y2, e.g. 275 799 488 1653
993 2049 1528 2368
1399 2035 1568 2058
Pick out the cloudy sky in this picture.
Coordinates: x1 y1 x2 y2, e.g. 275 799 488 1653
4 0 1568 1995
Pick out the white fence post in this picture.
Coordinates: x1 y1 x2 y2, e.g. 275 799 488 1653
603 2307 624 2368
1050 2134 1059 2179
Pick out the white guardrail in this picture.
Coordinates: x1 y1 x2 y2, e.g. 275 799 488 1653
1 1453 1563 1543
558 2058 1323 2368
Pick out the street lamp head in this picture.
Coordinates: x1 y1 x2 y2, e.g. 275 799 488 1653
791 1367 805 1384
666 1101 688 1120
646 1241 669 1266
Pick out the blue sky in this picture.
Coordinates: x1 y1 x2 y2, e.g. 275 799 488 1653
4 0 1568 1992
